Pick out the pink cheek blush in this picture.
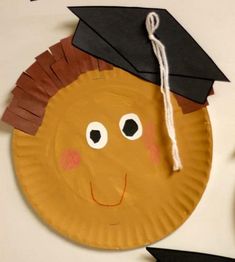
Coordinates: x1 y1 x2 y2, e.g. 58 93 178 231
60 149 81 171
143 123 160 164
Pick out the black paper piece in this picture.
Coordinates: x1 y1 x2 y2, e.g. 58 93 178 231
69 6 228 104
122 119 138 137
90 130 101 143
146 247 235 262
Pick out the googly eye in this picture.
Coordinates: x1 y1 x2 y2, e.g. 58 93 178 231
86 122 108 149
119 113 143 140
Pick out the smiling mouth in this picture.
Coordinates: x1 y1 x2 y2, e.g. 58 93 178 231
90 174 127 207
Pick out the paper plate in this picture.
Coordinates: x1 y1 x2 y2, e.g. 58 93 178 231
13 68 212 249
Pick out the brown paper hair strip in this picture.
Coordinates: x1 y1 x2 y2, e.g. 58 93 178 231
16 73 50 104
2 110 38 134
8 100 42 126
36 51 63 88
50 42 65 62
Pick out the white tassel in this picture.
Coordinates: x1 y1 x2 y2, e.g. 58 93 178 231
146 12 182 171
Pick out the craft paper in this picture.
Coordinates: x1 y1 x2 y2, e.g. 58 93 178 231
147 247 235 261
69 6 228 104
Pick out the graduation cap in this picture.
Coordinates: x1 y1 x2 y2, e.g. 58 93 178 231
69 6 228 104
146 247 235 262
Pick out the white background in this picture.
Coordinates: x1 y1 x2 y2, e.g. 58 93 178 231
0 0 235 261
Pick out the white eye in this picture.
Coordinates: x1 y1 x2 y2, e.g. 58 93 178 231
86 122 108 149
119 113 143 140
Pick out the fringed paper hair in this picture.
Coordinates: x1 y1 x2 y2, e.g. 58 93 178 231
1 36 210 135
1 36 113 134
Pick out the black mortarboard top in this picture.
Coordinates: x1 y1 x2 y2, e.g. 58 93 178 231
146 247 235 262
69 6 229 104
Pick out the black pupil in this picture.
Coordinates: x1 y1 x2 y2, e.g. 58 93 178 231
90 130 101 143
122 119 138 137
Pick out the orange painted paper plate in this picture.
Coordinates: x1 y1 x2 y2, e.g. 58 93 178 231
13 66 212 250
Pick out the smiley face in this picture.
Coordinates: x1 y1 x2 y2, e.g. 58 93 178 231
13 68 212 249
